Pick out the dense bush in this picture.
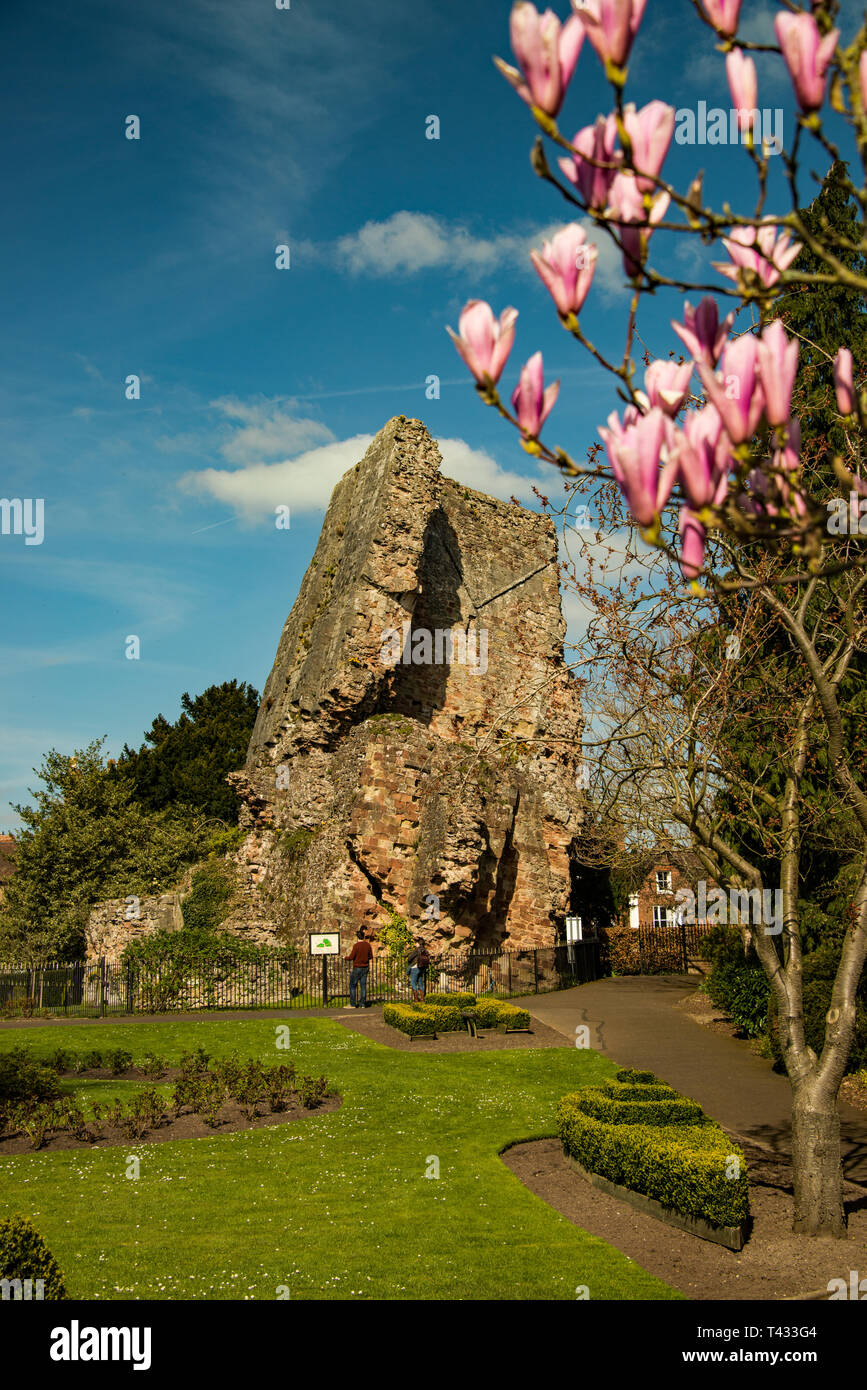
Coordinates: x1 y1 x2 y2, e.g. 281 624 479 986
0 1215 67 1299
557 1071 748 1230
597 926 642 975
0 1048 60 1108
702 927 771 1038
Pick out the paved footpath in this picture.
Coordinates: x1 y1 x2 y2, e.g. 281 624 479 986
526 975 867 1183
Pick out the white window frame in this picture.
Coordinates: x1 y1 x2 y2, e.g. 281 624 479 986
655 869 672 894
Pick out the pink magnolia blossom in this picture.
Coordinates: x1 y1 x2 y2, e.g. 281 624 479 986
671 404 731 510
640 359 694 417
773 417 802 474
834 347 854 415
530 223 598 315
599 405 675 527
622 100 675 192
713 223 802 290
697 334 765 445
446 301 518 385
697 0 742 38
571 0 647 70
608 173 669 276
726 49 758 133
511 352 560 435
671 298 734 369
494 3 586 117
756 320 799 427
860 51 867 113
559 114 621 210
774 12 839 113
678 507 707 581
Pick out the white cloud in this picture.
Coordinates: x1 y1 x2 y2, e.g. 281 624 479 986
437 438 538 503
180 434 376 520
180 428 540 520
329 210 625 297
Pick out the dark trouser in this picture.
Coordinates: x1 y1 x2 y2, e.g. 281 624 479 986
350 966 369 1007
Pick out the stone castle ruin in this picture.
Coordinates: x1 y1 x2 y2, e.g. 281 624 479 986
222 415 584 958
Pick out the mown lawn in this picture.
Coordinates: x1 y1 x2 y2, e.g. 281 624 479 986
0 1017 679 1301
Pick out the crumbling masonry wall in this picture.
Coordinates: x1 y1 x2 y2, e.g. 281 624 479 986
224 415 584 958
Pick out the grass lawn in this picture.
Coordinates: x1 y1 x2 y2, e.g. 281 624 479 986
0 1017 679 1301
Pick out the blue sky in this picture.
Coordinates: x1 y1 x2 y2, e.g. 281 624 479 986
0 0 861 828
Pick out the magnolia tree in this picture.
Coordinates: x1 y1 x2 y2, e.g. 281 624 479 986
448 0 867 1237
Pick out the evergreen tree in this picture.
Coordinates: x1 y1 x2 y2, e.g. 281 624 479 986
116 680 259 822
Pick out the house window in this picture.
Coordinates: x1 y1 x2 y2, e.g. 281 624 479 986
655 870 672 893
653 905 672 928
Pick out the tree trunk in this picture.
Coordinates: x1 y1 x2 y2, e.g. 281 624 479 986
791 1083 846 1236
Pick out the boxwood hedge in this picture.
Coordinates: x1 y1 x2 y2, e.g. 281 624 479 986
557 1070 748 1230
425 992 477 1008
383 997 531 1036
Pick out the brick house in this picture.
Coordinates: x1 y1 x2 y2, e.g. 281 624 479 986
0 835 16 904
625 848 718 929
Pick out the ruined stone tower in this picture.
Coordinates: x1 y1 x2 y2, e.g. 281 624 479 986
227 416 583 955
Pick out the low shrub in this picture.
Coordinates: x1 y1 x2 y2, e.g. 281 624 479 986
265 1063 296 1113
556 1071 748 1230
107 1048 134 1076
383 1003 439 1037
0 1215 67 1299
425 992 477 1008
140 1052 167 1080
492 1003 530 1030
468 999 530 1030
0 1048 61 1108
297 1075 328 1108
615 1068 656 1085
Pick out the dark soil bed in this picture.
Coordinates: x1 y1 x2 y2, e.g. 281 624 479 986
0 1092 341 1155
338 1007 569 1052
502 1135 867 1300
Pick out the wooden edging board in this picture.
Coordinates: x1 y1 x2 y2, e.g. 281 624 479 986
564 1153 747 1252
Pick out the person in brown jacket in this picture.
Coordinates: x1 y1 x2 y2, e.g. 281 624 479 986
345 929 373 1009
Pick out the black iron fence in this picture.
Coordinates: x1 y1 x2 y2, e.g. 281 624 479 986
636 921 717 974
0 941 601 1018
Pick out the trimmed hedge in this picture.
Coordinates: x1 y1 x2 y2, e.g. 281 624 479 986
425 992 477 1008
489 1002 531 1030
0 1215 67 1299
382 997 531 1036
382 1003 463 1037
577 1090 704 1127
557 1071 748 1230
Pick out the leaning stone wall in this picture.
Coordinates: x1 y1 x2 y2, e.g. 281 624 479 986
225 416 585 960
